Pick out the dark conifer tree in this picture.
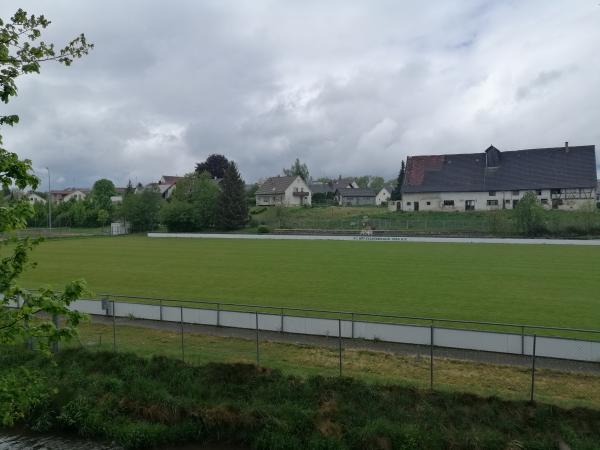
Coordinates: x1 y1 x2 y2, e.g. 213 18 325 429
391 160 405 201
216 162 248 230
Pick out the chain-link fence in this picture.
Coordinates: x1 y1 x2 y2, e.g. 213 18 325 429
40 294 599 409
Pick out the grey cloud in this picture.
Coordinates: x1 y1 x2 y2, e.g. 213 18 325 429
0 0 598 188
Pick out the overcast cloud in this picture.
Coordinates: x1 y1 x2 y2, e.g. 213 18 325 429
1 0 599 188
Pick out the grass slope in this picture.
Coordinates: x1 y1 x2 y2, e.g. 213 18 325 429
17 236 600 329
74 322 600 409
3 348 600 450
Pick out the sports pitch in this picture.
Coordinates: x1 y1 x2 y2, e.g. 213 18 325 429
18 235 600 329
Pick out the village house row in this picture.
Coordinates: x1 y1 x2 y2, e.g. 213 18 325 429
256 143 598 211
23 143 598 212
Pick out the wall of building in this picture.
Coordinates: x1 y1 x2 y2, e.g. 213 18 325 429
338 195 376 206
402 188 596 212
375 189 391 206
284 177 312 206
256 177 312 207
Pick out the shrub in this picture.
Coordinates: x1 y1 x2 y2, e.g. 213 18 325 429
513 192 546 236
250 207 267 215
257 225 270 234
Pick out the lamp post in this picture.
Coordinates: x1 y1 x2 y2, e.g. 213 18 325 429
46 167 52 230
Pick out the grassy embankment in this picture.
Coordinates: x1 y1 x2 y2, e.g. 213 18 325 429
71 321 600 410
18 236 600 330
2 346 600 450
250 206 600 236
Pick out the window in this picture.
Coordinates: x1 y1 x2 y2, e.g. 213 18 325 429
407 202 411 206
488 191 496 196
426 201 431 206
551 188 561 195
536 190 542 196
541 199 548 205
443 200 454 206
512 190 519 196
487 200 498 206
504 199 510 204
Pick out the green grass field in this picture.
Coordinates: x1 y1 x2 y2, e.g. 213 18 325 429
15 235 600 330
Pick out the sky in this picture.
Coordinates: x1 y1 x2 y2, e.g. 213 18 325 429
1 0 599 188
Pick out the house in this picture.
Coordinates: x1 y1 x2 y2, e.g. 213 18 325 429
401 143 597 211
256 175 312 206
375 185 395 206
332 178 359 190
335 188 376 206
26 192 46 204
50 188 89 203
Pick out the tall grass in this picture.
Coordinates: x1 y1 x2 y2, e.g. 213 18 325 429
2 346 600 449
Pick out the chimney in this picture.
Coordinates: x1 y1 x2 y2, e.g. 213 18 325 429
565 141 569 152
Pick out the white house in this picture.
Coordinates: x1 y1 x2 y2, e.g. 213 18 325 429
375 185 395 206
256 175 312 206
401 143 597 212
50 188 89 203
26 192 46 204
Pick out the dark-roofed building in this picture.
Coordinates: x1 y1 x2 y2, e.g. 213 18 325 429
256 175 312 206
335 188 376 206
402 143 597 211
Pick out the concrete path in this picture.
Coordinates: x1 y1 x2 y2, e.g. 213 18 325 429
148 232 600 246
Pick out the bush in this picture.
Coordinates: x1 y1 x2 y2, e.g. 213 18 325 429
159 200 198 232
257 225 270 234
250 207 267 215
513 192 546 236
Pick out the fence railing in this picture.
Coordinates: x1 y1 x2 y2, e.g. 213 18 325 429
6 292 600 405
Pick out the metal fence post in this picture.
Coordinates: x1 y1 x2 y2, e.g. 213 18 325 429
112 299 116 352
159 299 163 321
351 313 355 339
255 311 260 366
338 319 342 377
280 308 284 333
180 306 185 362
430 321 434 390
530 334 537 402
217 303 221 327
521 326 525 355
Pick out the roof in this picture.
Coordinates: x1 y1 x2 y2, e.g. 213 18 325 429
380 184 395 194
256 176 300 195
332 178 356 190
336 188 376 197
403 145 597 193
309 183 334 194
160 175 184 185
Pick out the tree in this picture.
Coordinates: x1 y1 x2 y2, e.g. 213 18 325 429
514 192 546 236
1 9 92 349
369 176 385 193
166 172 220 230
160 200 197 232
90 178 116 211
283 158 309 181
120 187 162 232
97 209 109 227
217 162 248 230
391 161 405 201
195 154 230 179
355 176 370 189
125 179 135 196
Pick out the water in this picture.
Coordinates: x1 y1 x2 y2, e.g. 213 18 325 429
0 432 121 450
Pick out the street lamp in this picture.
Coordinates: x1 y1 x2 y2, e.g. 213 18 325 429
46 167 52 230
